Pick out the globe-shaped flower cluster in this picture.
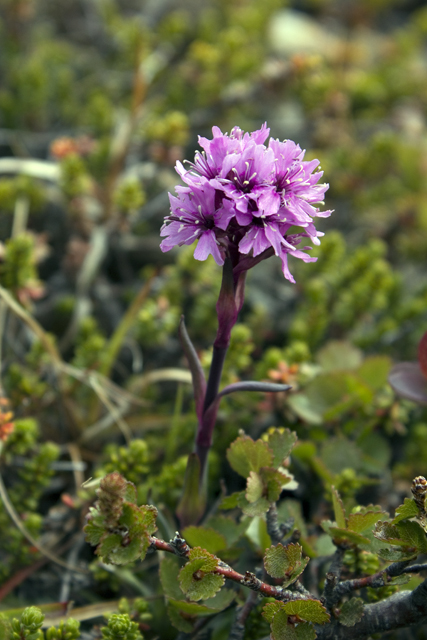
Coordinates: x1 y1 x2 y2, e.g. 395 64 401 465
160 124 332 282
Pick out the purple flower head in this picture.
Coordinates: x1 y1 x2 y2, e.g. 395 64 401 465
160 123 332 282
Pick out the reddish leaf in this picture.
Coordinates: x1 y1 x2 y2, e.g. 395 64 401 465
388 362 427 405
418 331 427 379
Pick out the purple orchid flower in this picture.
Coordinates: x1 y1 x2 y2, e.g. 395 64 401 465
161 124 332 525
160 123 332 283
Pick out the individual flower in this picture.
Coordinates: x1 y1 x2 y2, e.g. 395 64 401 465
160 123 332 282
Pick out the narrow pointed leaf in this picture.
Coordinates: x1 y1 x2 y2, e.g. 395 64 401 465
179 316 206 422
218 381 291 398
332 486 347 529
176 453 205 526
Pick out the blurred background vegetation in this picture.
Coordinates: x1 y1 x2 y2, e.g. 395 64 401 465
1 0 427 638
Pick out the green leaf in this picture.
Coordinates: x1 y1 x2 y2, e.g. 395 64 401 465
322 438 363 475
260 467 292 502
205 515 249 546
264 543 309 586
289 373 352 424
373 522 408 546
237 492 270 517
287 393 322 425
202 588 235 611
358 432 391 473
262 601 282 623
179 562 225 601
97 533 122 559
167 603 194 632
138 504 158 535
327 527 371 546
264 428 298 468
246 472 264 503
124 482 138 504
167 589 234 616
112 534 149 564
392 498 420 524
188 547 218 569
220 492 241 510
283 599 330 624
317 341 363 372
270 609 316 640
357 356 392 391
264 543 301 578
176 452 205 527
339 598 364 627
378 547 417 562
181 526 227 554
84 517 104 546
332 486 347 529
396 520 427 553
226 435 273 478
389 574 411 586
374 520 427 553
179 548 224 601
160 557 183 600
347 510 387 534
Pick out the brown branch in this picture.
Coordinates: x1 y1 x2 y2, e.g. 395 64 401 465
316 579 427 640
328 560 412 606
149 534 312 603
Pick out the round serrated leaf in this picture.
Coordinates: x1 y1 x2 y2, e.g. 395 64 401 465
109 534 147 565
84 519 104 546
188 546 218 569
262 601 283 623
339 598 364 627
226 435 273 477
392 498 420 524
246 472 264 503
179 561 225 601
264 543 302 578
271 610 316 640
266 428 298 468
283 599 330 624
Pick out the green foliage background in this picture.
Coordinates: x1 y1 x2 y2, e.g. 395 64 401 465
1 0 427 638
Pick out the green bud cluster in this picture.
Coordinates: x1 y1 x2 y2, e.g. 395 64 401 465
0 418 59 580
113 179 146 216
136 297 180 348
0 235 39 295
12 607 44 640
0 176 45 214
101 613 143 640
11 608 81 640
290 232 399 350
72 317 107 371
59 154 90 200
45 618 80 640
100 439 149 485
